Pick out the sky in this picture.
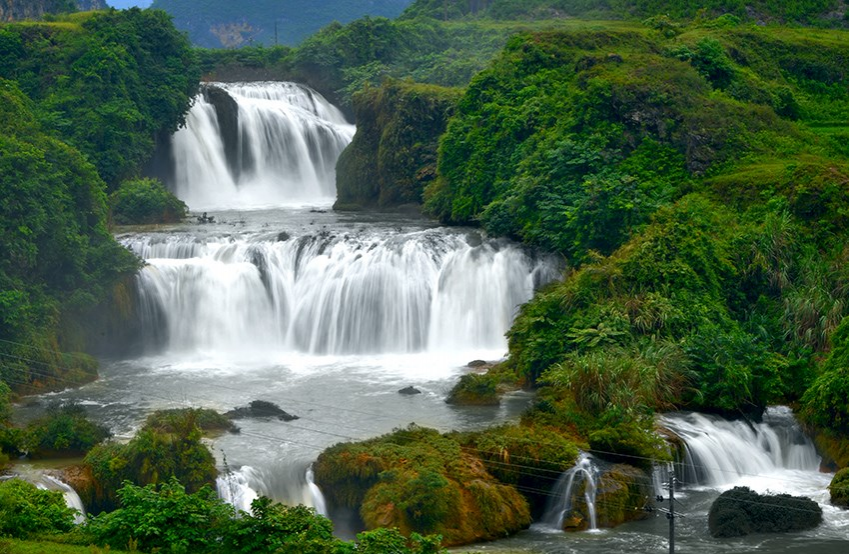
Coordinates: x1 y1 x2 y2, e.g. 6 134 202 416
107 0 153 8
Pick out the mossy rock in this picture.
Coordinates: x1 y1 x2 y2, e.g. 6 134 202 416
708 486 822 537
314 425 531 546
594 464 652 528
446 373 499 406
829 468 849 508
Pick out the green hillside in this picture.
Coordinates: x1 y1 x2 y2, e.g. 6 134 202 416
150 0 415 47
401 0 849 27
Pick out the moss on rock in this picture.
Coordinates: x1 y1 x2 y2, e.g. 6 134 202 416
315 424 531 546
335 79 462 210
829 468 849 508
594 464 652 528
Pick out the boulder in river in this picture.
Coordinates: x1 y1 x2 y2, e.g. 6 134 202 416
225 400 299 422
708 486 822 537
398 386 422 395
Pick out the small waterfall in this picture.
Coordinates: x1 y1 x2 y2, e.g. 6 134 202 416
217 466 261 514
170 82 355 210
217 464 328 516
306 465 328 517
43 475 86 524
129 230 556 357
544 453 600 532
660 406 821 488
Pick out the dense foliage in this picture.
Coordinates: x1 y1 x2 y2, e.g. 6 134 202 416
84 409 219 512
401 0 849 27
24 402 110 456
0 479 77 539
0 8 198 395
335 79 462 209
110 177 188 225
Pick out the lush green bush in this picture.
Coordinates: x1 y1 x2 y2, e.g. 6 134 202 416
0 479 77 539
800 318 849 432
86 478 233 554
109 178 187 225
24 402 110 457
84 409 217 512
445 373 499 405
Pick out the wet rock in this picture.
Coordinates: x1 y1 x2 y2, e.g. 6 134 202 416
467 360 488 368
277 231 291 242
708 486 822 537
398 386 422 395
225 400 299 422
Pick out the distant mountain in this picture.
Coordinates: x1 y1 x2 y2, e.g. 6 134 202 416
0 0 106 20
107 0 152 8
149 0 414 48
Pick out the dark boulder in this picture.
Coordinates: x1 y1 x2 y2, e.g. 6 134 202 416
708 486 822 537
225 400 299 422
398 386 421 395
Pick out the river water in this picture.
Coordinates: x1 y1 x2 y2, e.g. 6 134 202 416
22 81 849 552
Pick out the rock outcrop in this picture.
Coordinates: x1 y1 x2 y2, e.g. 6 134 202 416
708 486 822 537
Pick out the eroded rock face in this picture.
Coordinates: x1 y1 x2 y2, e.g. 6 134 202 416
201 84 246 176
708 486 822 537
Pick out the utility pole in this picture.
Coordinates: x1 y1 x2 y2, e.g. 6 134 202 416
668 469 675 554
274 20 278 46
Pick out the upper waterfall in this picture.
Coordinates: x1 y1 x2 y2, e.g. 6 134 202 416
169 82 355 210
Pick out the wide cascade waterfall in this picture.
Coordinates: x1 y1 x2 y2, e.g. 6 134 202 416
660 407 821 488
169 82 355 210
127 229 555 357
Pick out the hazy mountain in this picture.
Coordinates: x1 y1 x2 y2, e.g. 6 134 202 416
149 0 414 48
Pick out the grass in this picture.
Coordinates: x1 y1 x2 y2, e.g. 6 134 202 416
0 539 128 554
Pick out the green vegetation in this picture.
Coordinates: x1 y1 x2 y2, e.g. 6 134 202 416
0 8 198 399
335 79 462 210
829 468 849 508
315 424 532 545
0 479 77 539
24 402 110 457
110 178 188 225
83 409 219 512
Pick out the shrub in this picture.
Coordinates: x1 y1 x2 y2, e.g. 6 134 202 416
25 402 110 456
0 479 77 539
86 478 233 553
445 373 499 405
109 178 187 225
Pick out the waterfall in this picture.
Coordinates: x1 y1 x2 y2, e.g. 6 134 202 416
217 464 328 516
169 82 355 210
306 465 328 517
128 230 556 357
43 475 86 524
660 407 821 488
544 453 600 532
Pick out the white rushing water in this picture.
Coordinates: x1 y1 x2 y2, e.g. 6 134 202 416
126 229 553 358
170 82 355 210
543 452 600 532
217 464 327 517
